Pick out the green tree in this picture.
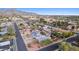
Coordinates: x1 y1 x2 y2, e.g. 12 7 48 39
62 32 74 38
59 42 72 51
7 26 15 36
40 18 47 24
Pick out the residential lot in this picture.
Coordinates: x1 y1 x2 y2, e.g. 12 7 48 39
0 12 79 51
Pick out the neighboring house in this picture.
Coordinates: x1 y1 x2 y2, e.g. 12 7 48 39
0 41 10 46
0 23 6 27
0 41 10 51
0 23 8 35
0 27 7 35
43 25 51 31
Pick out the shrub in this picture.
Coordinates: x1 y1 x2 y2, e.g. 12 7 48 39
40 39 52 46
62 32 75 38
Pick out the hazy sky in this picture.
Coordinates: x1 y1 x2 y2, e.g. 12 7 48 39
16 8 79 15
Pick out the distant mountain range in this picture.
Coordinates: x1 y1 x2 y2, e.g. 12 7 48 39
0 9 79 17
0 9 38 16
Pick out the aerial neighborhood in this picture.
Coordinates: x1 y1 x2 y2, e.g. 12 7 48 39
0 9 79 51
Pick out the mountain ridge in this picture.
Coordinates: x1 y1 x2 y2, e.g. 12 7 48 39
0 9 38 16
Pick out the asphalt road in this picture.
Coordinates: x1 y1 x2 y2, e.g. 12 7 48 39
39 43 59 51
14 23 27 51
66 37 76 43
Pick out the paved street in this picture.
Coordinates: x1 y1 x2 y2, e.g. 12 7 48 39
14 23 27 51
66 37 76 43
39 43 59 51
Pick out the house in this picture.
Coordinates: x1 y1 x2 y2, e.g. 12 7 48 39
0 27 7 35
31 30 49 42
0 23 7 27
0 41 10 51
